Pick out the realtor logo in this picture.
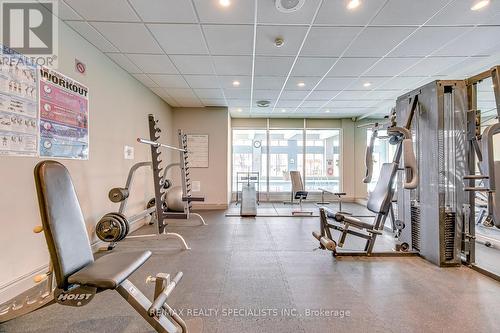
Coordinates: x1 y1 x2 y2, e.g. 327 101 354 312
1 0 58 65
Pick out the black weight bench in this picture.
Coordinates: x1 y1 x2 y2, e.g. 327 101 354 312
33 161 187 333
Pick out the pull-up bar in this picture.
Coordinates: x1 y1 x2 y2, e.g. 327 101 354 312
137 138 187 153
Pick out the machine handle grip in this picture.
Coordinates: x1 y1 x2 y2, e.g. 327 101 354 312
402 139 418 189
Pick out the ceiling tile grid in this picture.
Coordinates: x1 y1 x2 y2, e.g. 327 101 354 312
58 0 500 117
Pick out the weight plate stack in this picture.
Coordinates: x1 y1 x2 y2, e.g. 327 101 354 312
96 214 123 242
107 212 129 241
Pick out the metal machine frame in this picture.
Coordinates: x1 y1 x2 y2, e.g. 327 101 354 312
462 66 500 280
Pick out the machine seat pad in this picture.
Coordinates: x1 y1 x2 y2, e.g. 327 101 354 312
68 250 151 289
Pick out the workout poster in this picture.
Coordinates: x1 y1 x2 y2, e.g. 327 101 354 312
0 45 38 156
39 66 89 159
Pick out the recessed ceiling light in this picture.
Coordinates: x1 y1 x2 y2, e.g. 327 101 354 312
281 109 286 113
219 0 231 7
325 109 330 113
236 108 242 112
363 82 371 87
297 82 306 87
232 80 240 87
471 0 490 11
347 0 361 10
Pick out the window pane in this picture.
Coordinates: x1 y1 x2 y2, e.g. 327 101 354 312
268 129 303 192
232 129 267 192
304 129 341 191
366 129 396 192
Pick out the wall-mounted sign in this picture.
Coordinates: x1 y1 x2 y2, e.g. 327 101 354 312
39 67 89 160
75 59 86 75
186 134 209 168
0 48 38 156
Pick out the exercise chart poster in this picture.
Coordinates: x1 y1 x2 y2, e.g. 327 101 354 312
39 67 89 160
0 46 38 157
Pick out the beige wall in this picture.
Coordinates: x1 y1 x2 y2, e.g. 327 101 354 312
170 107 230 208
0 22 173 302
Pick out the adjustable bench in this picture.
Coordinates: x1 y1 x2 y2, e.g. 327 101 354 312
33 161 188 333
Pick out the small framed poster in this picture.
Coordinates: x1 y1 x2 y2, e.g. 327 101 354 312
186 134 208 168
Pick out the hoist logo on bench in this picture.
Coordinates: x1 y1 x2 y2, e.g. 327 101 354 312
57 293 93 301
55 286 96 306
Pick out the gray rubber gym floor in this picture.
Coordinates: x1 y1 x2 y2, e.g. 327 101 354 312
2 203 500 332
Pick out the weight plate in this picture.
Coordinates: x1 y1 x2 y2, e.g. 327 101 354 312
114 212 130 240
103 213 125 242
96 215 122 242
107 212 129 241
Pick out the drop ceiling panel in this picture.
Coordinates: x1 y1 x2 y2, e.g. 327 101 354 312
193 0 255 24
253 76 287 90
389 26 470 57
254 56 294 76
256 25 308 56
201 98 227 106
133 74 158 88
67 21 119 53
128 54 179 74
218 76 252 88
91 22 162 53
65 0 139 21
166 88 199 99
148 24 209 55
226 99 250 107
175 99 204 107
62 0 500 118
301 27 362 57
213 56 253 75
193 88 225 99
285 76 322 90
381 76 429 90
351 77 389 90
365 57 421 77
301 100 328 107
281 90 310 99
203 25 254 55
315 0 386 25
316 77 357 90
345 27 416 57
253 90 280 100
409 57 469 76
149 74 190 88
307 90 339 100
224 89 249 99
329 100 384 108
184 75 222 89
106 53 142 73
59 1 83 20
427 0 500 25
434 26 500 57
363 90 403 100
372 0 449 25
276 100 303 108
257 0 321 24
170 55 215 75
327 57 379 77
292 57 336 76
129 0 197 23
